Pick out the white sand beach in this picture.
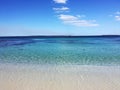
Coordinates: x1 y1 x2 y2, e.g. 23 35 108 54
0 64 120 90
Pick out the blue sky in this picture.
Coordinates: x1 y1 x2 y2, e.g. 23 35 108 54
0 0 120 36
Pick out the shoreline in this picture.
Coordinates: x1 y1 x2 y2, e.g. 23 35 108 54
0 63 120 90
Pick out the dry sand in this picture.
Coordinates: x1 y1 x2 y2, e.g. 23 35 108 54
0 64 120 90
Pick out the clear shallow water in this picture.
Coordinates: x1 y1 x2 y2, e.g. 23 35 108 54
0 37 120 66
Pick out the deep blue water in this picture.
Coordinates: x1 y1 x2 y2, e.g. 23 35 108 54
0 36 120 66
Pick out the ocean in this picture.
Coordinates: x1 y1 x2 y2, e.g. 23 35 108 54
0 36 120 90
0 36 120 66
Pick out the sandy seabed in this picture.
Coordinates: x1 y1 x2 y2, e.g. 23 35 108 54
0 63 120 90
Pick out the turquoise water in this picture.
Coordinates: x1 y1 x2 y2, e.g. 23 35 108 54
0 37 120 66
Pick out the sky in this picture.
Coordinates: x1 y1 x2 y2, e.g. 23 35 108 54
0 0 120 36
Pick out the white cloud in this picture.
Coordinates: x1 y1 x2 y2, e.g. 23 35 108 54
115 11 120 15
114 11 120 21
76 15 86 18
115 15 120 21
53 0 67 4
53 6 69 13
58 14 99 27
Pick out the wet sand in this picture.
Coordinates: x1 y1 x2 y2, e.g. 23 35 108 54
0 64 120 90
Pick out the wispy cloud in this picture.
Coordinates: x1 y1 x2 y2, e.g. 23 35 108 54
53 6 69 13
53 0 67 4
115 11 120 15
53 0 98 27
111 11 120 21
113 11 120 21
115 16 120 21
58 14 99 27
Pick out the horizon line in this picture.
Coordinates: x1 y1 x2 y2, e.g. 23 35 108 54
0 35 120 38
